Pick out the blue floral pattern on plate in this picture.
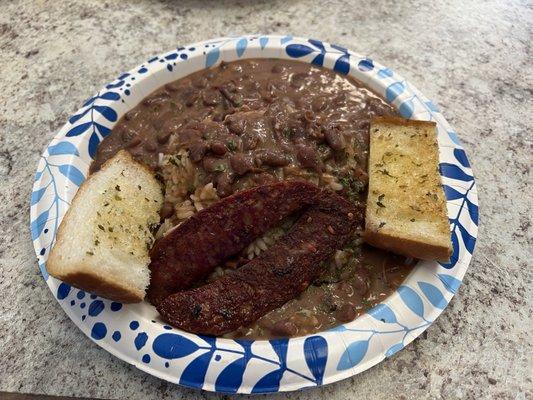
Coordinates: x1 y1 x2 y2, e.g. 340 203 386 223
30 35 478 394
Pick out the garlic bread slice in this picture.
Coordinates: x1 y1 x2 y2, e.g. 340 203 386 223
365 117 452 262
47 150 163 302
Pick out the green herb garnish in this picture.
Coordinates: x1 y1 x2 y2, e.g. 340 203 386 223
227 141 237 151
339 175 365 201
377 194 386 208
282 127 294 138
168 154 182 167
377 169 396 179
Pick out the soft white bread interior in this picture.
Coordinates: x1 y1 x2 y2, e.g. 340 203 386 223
364 117 452 262
47 150 163 302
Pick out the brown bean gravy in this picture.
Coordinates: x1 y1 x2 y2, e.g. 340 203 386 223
227 246 415 339
92 59 416 338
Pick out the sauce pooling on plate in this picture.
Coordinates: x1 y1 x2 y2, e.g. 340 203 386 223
91 59 415 338
226 246 416 339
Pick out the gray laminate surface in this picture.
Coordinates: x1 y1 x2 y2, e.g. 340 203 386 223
0 1 531 399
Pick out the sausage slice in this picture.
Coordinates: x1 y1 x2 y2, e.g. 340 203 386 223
157 190 363 335
147 180 320 305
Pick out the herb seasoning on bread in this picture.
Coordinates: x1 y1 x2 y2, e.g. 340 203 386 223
47 151 163 302
364 117 452 262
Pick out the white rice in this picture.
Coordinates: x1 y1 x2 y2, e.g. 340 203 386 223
334 249 350 268
245 226 285 260
175 200 195 220
321 173 343 191
155 218 174 240
189 182 219 211
159 149 197 204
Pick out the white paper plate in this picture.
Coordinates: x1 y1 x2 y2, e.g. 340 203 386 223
30 35 478 394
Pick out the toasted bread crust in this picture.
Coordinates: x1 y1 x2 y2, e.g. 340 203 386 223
53 270 143 303
364 228 451 262
371 116 438 128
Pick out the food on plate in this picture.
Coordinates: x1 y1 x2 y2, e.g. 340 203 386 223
230 246 415 339
47 151 163 303
147 180 321 306
53 59 439 337
91 59 398 202
157 190 362 335
364 117 452 261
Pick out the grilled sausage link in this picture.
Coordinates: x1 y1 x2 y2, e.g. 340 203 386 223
157 190 363 335
147 180 320 305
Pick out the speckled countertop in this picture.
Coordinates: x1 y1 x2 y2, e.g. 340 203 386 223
0 0 531 399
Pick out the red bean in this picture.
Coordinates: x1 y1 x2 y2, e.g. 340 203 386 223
178 128 201 144
271 320 298 337
230 153 254 175
289 72 307 89
192 77 207 89
202 156 226 173
296 144 322 171
311 96 328 112
202 90 221 106
241 133 259 151
143 141 157 152
219 85 242 107
271 64 286 74
165 82 180 92
336 304 357 323
159 202 174 220
121 128 137 143
126 136 142 148
324 127 346 151
210 141 227 156
216 171 234 197
184 90 199 107
156 131 172 144
255 149 290 167
189 140 207 162
224 114 245 135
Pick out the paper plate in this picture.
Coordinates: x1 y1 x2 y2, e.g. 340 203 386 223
30 35 478 394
